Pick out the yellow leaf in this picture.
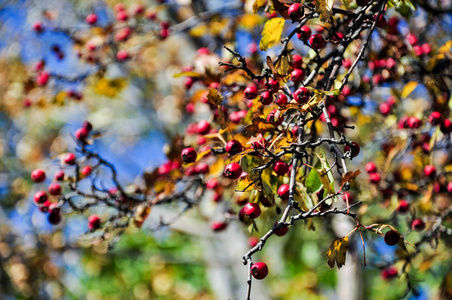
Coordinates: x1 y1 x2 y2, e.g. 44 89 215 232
259 18 285 51
316 0 334 23
253 0 267 13
236 176 256 192
438 41 452 54
190 24 208 37
240 14 263 29
173 71 203 78
401 81 418 98
95 78 127 97
326 236 349 269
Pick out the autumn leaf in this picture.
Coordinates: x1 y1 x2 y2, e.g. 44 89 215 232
401 81 418 98
236 176 257 192
315 0 334 23
95 77 127 97
173 71 203 78
259 17 285 51
134 204 151 228
253 0 267 13
340 170 361 189
266 56 292 80
216 107 228 129
272 0 290 19
326 236 349 269
207 88 223 106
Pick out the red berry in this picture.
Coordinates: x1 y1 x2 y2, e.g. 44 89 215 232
34 191 48 204
292 54 303 69
274 222 289 236
440 119 452 134
85 14 98 25
342 191 354 203
115 27 132 42
181 147 197 163
159 28 169 39
407 117 421 129
54 170 65 181
160 21 170 30
290 68 304 83
309 34 325 50
48 212 61 225
267 79 280 93
407 34 418 46
421 43 431 55
251 262 268 280
381 266 398 279
116 11 129 22
384 230 400 246
429 111 442 125
345 142 360 157
116 50 129 61
195 163 209 174
63 153 76 165
206 179 218 189
259 195 273 207
33 21 44 33
82 120 93 131
197 120 211 135
248 236 259 247
424 165 436 179
244 85 258 99
375 15 387 28
225 140 243 155
266 111 283 126
39 200 52 213
31 169 46 183
131 3 145 15
447 182 452 193
278 184 290 200
379 102 391 115
276 94 288 106
411 219 425 231
243 203 261 219
365 162 377 173
297 26 311 42
48 183 61 196
260 91 273 105
211 221 227 232
81 166 92 176
224 163 242 179
397 200 410 213
36 71 50 86
273 161 289 176
288 3 304 20
88 214 101 231
293 87 310 104
369 173 381 184
75 127 89 142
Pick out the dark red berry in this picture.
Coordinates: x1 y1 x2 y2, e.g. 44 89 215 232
384 230 400 246
197 120 211 135
75 127 89 142
244 85 258 99
243 203 261 219
181 147 197 163
266 111 283 126
251 262 268 280
224 163 242 179
259 195 273 207
260 91 273 105
225 140 243 155
82 120 93 131
88 214 101 231
273 161 289 176
309 34 325 50
356 0 369 6
291 68 304 83
369 173 381 184
267 79 279 93
292 54 303 68
297 26 311 42
293 87 310 104
54 170 65 181
48 183 61 196
411 219 425 231
345 142 360 157
211 221 228 232
31 169 46 183
274 222 289 236
48 212 61 225
34 191 48 204
441 119 452 134
288 3 304 20
424 165 436 179
278 184 290 200
397 200 410 213
429 111 441 125
381 266 398 279
375 15 387 28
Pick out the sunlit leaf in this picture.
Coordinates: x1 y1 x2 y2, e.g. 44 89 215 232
253 0 267 13
259 17 285 51
400 81 418 98
207 88 223 106
316 0 334 23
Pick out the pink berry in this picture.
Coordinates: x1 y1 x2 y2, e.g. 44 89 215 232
63 153 76 165
36 71 50 86
429 111 442 125
411 219 425 231
248 236 259 247
379 102 391 115
31 169 46 183
54 170 65 181
243 203 261 219
85 14 98 25
369 173 381 184
365 162 377 173
75 127 89 142
33 21 44 33
440 119 452 134
251 262 268 279
424 165 436 179
116 50 129 61
266 111 283 126
375 15 387 28
407 34 418 46
116 11 129 22
206 179 218 189
197 120 211 135
224 163 242 179
195 163 209 174
81 166 92 176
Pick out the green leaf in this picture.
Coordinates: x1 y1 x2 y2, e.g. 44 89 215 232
259 17 285 51
305 168 323 194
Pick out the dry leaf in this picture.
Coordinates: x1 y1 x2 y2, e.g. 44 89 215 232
326 236 349 268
